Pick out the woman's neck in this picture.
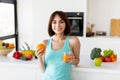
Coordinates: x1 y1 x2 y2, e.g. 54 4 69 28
53 35 66 42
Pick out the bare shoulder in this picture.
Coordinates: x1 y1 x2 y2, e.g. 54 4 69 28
69 36 80 44
69 36 80 49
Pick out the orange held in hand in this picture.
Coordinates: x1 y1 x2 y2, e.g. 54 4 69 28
36 43 46 53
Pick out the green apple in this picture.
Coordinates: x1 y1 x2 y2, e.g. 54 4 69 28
94 58 102 66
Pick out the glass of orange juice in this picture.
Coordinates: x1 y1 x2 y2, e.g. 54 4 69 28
62 52 70 62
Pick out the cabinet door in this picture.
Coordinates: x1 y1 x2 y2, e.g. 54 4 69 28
110 19 120 36
85 72 120 80
36 69 44 80
0 65 37 80
71 71 85 80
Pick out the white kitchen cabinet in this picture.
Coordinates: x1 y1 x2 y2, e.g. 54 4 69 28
72 66 120 80
0 65 37 80
0 56 38 80
71 70 85 80
85 72 120 80
36 70 44 80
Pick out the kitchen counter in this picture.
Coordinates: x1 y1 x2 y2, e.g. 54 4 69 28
72 55 120 80
1 55 120 73
0 56 38 68
0 55 120 80
73 55 120 73
73 61 120 74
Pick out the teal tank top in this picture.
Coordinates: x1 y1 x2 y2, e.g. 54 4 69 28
43 36 72 80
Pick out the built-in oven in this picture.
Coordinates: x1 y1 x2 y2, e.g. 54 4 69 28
65 12 84 36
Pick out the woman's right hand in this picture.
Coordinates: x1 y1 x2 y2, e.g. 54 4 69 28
35 48 45 58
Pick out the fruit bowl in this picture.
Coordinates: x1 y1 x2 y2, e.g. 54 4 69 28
0 48 14 56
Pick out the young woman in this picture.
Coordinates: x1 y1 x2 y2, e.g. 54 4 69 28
35 11 80 80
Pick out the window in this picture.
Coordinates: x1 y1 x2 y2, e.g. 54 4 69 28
0 0 18 50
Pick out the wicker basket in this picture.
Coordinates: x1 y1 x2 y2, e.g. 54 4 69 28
0 49 14 56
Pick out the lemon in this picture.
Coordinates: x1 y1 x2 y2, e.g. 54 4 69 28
94 58 102 66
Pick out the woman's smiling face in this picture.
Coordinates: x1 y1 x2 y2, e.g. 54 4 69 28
51 14 66 35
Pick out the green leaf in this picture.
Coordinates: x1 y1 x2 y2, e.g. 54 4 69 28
24 42 30 50
22 46 26 50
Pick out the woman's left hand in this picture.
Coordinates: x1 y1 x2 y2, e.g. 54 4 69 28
68 53 75 63
68 53 79 65
68 53 75 60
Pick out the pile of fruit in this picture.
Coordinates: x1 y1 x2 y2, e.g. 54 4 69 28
90 48 117 66
0 40 15 49
13 42 35 61
13 50 34 60
12 42 46 61
100 49 117 62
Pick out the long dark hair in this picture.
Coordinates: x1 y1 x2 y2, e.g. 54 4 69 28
48 11 71 37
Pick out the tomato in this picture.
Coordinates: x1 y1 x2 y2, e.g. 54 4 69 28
99 56 105 62
105 57 112 62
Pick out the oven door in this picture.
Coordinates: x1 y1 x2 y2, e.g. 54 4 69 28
68 16 83 36
65 12 84 36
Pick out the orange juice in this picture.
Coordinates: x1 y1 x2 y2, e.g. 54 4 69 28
62 53 69 62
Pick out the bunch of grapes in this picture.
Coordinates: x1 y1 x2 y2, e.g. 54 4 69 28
103 49 114 57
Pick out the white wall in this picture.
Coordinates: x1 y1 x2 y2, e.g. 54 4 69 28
17 0 33 49
17 0 120 59
32 0 87 48
79 37 120 60
17 0 87 49
87 0 120 36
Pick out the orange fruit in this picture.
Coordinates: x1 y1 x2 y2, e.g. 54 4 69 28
36 44 46 52
9 43 15 49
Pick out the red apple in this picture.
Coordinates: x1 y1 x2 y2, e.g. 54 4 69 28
26 54 33 60
13 51 22 59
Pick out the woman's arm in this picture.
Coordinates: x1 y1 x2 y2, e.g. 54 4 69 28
35 40 48 73
69 36 80 65
37 56 45 73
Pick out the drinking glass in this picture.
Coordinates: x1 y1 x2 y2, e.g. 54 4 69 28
62 52 70 62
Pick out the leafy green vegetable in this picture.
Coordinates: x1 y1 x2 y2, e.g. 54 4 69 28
90 48 102 60
103 49 114 57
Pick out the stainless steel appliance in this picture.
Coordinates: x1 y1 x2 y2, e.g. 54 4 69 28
65 12 84 36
